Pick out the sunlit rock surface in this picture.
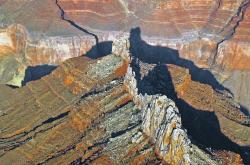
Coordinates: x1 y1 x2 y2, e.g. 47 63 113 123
0 36 247 164
0 0 249 112
166 64 250 163
0 1 249 164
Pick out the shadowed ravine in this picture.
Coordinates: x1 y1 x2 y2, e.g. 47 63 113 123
127 27 250 164
83 27 250 164
1 1 250 164
55 0 99 45
212 1 250 64
22 65 57 86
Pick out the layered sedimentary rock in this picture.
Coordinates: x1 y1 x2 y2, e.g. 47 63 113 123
128 49 250 163
0 37 180 164
124 67 191 164
1 37 245 164
0 0 247 69
0 0 249 112
168 64 250 126
56 0 250 69
166 64 250 162
0 1 250 163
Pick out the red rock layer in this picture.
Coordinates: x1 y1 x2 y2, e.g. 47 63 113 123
0 43 247 164
1 0 249 70
0 54 150 164
216 5 250 70
166 64 250 146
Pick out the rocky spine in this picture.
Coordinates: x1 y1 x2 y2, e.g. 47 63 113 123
113 36 191 164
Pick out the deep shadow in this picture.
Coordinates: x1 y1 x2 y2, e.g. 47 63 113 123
85 41 113 59
55 0 99 46
129 27 230 92
22 65 57 86
6 84 19 89
144 64 250 163
240 105 250 116
128 27 250 164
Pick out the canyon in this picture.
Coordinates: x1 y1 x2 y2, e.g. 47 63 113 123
0 0 250 164
0 36 248 164
0 0 249 112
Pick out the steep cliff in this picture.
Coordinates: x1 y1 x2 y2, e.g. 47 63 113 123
1 36 245 164
0 1 250 164
0 0 249 112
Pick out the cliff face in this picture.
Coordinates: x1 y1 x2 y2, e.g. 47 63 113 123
0 0 249 112
0 37 198 164
56 0 250 69
0 36 246 164
165 64 250 163
0 1 250 164
1 0 249 69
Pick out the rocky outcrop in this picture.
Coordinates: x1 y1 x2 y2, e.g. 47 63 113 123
0 0 249 112
140 95 190 165
167 64 250 126
165 64 250 161
113 36 191 164
0 1 249 164
0 48 147 164
0 36 242 164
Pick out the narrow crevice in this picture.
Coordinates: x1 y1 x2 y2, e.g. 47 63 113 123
38 145 76 165
212 1 250 65
111 123 141 138
87 139 110 151
55 0 99 47
82 123 140 164
42 111 69 124
0 111 69 151
81 149 103 164
79 78 123 100
104 101 133 116
70 158 82 165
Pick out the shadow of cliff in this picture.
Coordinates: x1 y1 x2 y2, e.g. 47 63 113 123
129 27 229 92
85 41 113 59
55 0 99 46
75 26 249 163
240 105 250 116
148 64 250 163
22 65 57 86
128 27 250 164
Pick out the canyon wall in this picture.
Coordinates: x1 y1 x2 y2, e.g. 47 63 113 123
0 36 225 164
0 0 249 111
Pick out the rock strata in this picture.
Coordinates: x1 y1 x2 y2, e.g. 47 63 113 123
0 0 250 112
0 36 242 164
114 36 191 164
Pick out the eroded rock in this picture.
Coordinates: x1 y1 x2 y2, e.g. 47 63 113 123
1 36 242 164
0 0 249 113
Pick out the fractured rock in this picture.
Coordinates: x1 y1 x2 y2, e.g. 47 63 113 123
0 36 237 165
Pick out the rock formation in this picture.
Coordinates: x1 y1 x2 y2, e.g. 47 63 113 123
0 0 249 112
144 63 250 163
0 0 250 164
0 36 246 164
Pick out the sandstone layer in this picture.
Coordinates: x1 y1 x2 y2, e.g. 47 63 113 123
0 37 247 164
0 0 249 112
127 45 250 164
0 1 249 164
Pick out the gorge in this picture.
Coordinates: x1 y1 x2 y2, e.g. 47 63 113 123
0 0 250 164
